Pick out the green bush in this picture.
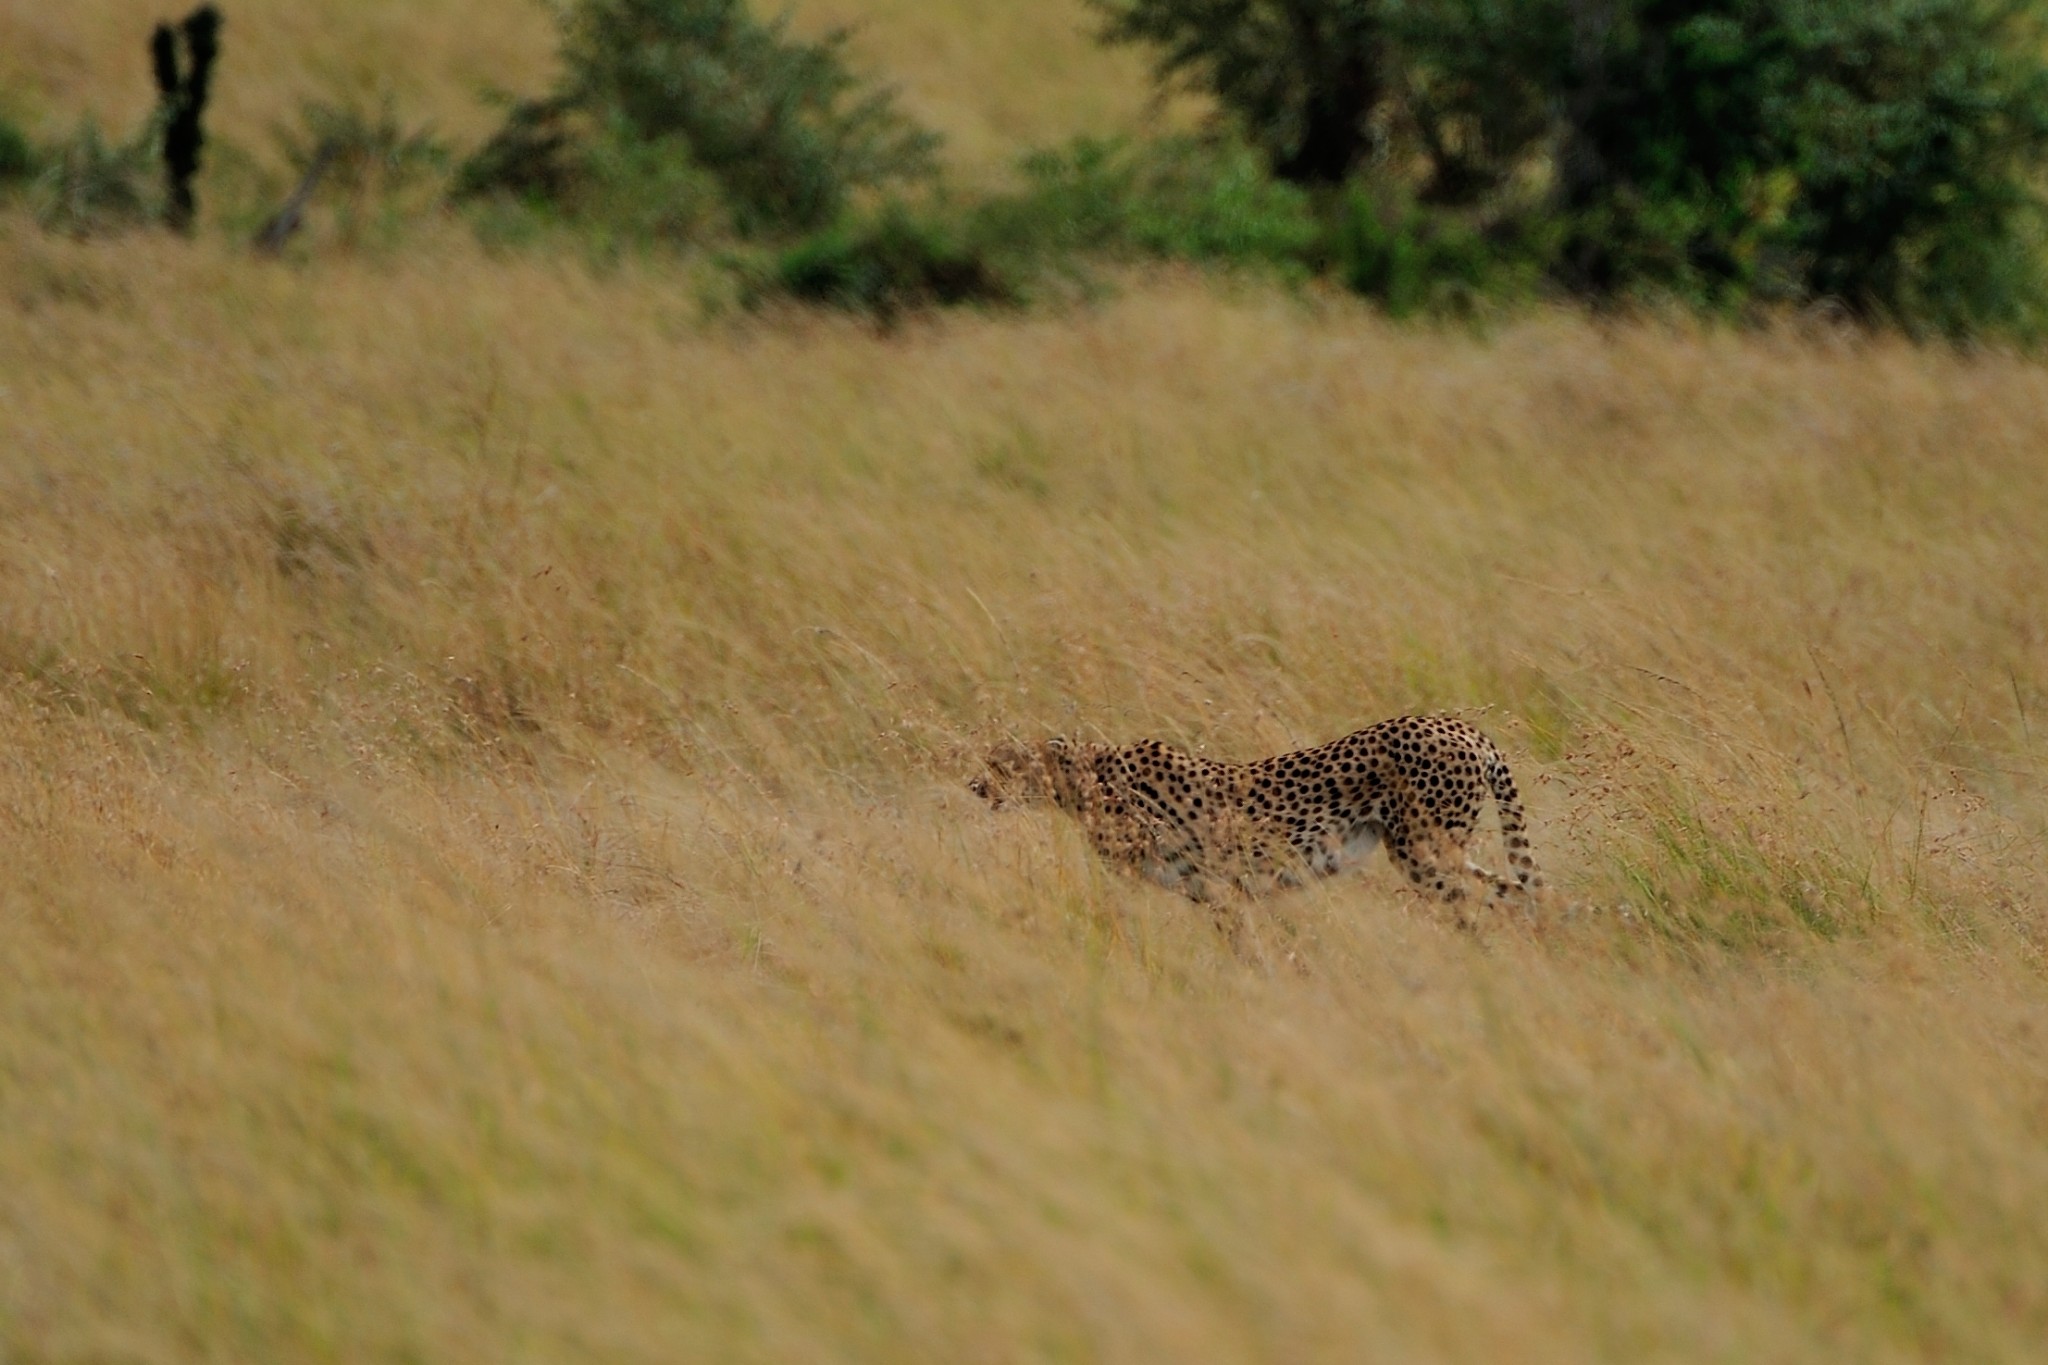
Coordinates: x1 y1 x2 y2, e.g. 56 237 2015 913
733 133 1330 319
1090 0 2048 335
763 203 1018 319
459 0 939 239
0 114 35 187
456 101 727 249
1087 0 1399 185
453 97 582 205
269 96 452 251
1083 0 1560 197
980 136 1319 268
1325 188 1538 318
32 117 157 238
1775 0 2048 333
278 97 448 197
1549 0 2048 330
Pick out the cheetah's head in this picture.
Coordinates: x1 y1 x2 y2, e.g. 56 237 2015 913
970 737 1079 810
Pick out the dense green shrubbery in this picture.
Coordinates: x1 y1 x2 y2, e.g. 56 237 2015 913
751 0 2048 330
1323 188 1546 319
980 136 1319 269
268 96 451 251
754 135 1323 319
31 118 159 237
449 0 1324 314
458 0 937 236
1091 0 2048 334
1547 0 2048 331
456 101 729 251
0 114 35 188
764 202 1019 319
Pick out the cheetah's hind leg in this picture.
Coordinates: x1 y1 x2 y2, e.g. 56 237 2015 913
1383 830 1481 932
1439 828 1540 920
1205 893 1307 975
1462 854 1524 905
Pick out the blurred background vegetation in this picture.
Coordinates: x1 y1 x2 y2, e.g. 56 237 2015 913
7 0 2048 333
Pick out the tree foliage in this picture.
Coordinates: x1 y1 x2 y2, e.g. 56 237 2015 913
459 0 938 235
0 114 35 188
1090 0 2048 332
1091 0 1398 186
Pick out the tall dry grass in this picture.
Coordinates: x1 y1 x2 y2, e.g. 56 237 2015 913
5 1 2048 1358
2 221 2046 1361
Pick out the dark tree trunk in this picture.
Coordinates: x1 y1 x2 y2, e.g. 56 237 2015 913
151 5 222 234
1273 57 1379 184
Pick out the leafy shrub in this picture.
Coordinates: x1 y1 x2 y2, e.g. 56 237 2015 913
460 0 939 238
754 136 1320 319
979 136 1319 268
764 203 1018 320
1380 0 1566 207
279 96 448 199
1087 0 1399 186
0 114 36 187
1083 0 1559 197
1774 0 2048 333
1091 0 2048 335
269 96 452 250
1550 0 2048 330
1325 188 1539 318
455 100 726 249
454 97 581 205
32 118 157 238
972 134 1539 315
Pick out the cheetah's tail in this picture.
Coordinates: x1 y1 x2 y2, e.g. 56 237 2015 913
1480 739 1544 896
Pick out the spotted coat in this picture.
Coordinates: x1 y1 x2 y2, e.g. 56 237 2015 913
972 715 1543 906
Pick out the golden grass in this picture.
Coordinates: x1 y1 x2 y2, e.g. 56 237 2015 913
2 221 2046 1361
4 1 2048 1358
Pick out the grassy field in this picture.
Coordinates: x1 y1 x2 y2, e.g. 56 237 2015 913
5 4 2048 1363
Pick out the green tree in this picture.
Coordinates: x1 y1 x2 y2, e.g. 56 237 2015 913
1089 0 1400 185
460 0 938 236
1553 0 2048 324
1095 0 2048 332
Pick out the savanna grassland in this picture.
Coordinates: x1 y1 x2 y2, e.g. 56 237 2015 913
5 4 2048 1363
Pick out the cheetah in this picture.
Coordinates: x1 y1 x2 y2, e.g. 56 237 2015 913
971 715 1542 909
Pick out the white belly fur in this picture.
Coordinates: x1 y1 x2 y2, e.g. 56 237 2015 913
1335 824 1383 874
